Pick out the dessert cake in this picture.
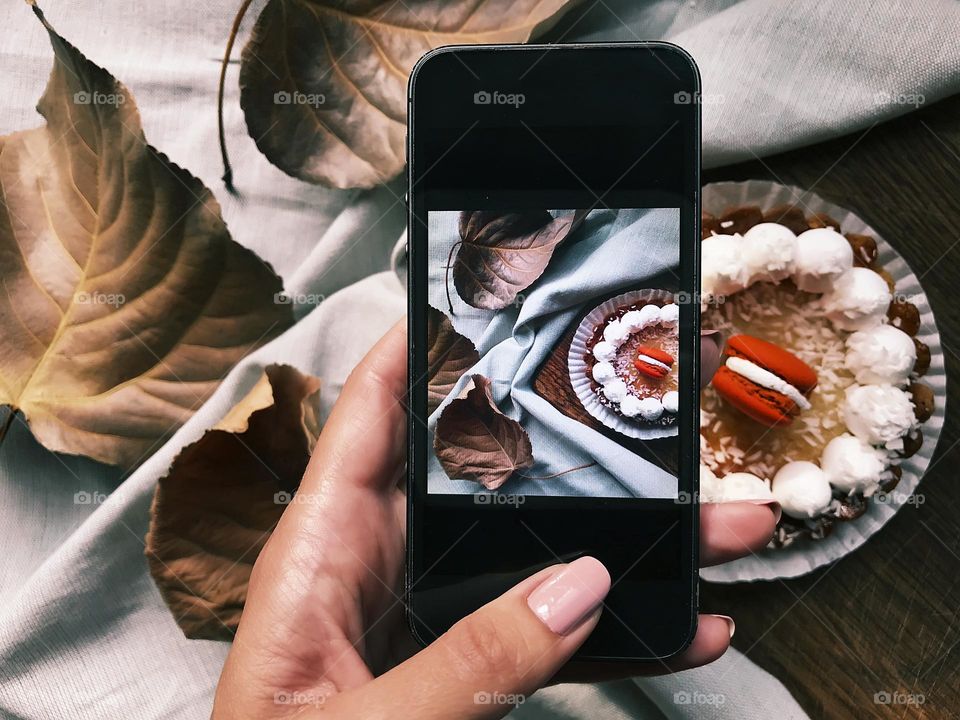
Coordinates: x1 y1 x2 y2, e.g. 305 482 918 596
585 298 680 426
698 204 935 547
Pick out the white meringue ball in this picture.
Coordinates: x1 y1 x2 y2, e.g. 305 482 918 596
593 341 617 362
743 222 797 284
602 379 629 403
637 397 664 421
592 361 617 384
620 310 645 332
820 267 891 331
842 384 916 448
659 303 680 327
637 304 661 328
772 461 834 519
603 319 630 346
662 390 679 414
702 234 749 297
792 227 854 293
844 324 916 386
720 472 776 502
699 465 723 502
619 394 643 418
820 433 889 494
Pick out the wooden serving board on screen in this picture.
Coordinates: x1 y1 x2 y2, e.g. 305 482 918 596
532 290 680 477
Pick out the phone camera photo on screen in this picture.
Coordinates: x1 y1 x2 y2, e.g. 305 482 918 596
407 43 701 661
428 208 683 498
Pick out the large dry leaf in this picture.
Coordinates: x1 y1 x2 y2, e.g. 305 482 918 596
434 374 533 490
146 364 321 640
0 6 293 466
452 210 587 310
239 0 577 188
426 305 479 415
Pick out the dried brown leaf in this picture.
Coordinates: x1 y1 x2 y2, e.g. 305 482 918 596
145 364 321 640
434 374 533 490
426 305 479 415
238 0 577 188
0 6 293 466
451 210 586 310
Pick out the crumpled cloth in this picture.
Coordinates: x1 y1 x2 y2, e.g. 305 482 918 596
1 0 957 717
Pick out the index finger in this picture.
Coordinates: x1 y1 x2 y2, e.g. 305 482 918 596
299 318 408 495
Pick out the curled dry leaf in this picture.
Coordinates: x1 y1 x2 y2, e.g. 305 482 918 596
434 374 533 490
146 364 321 640
0 5 293 466
426 305 479 415
451 210 587 311
234 0 577 189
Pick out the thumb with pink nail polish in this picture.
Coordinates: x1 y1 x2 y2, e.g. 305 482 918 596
319 558 611 719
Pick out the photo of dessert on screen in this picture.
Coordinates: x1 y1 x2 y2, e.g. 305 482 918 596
425 208 682 499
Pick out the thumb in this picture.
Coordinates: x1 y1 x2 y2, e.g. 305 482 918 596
327 557 610 720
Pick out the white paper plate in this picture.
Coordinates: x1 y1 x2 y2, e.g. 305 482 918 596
700 180 947 584
568 289 679 440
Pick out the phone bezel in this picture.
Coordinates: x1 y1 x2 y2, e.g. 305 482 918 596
406 42 701 662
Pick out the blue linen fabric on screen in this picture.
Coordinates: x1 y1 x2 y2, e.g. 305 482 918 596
426 208 680 498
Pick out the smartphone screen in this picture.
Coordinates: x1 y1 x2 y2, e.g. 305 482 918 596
408 44 700 660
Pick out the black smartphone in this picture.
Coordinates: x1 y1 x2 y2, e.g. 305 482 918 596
406 43 700 661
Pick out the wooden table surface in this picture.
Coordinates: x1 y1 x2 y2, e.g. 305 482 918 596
700 94 960 719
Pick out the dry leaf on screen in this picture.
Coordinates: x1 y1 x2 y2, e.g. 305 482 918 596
426 305 479 415
449 210 588 311
145 364 321 640
434 374 533 490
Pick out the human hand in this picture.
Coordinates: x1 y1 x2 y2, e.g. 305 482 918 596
212 320 776 719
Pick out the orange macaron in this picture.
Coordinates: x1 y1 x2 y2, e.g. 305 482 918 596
711 334 818 427
634 345 675 379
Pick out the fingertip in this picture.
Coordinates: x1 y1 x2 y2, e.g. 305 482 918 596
668 614 733 669
525 557 611 637
700 501 778 566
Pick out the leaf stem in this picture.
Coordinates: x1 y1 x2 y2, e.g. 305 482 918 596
218 0 255 195
519 461 597 480
444 240 462 314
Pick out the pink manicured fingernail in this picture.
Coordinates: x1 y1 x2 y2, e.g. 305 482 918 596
747 499 782 524
712 614 736 639
527 557 611 636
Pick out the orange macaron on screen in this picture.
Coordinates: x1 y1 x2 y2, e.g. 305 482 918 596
426 208 682 499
